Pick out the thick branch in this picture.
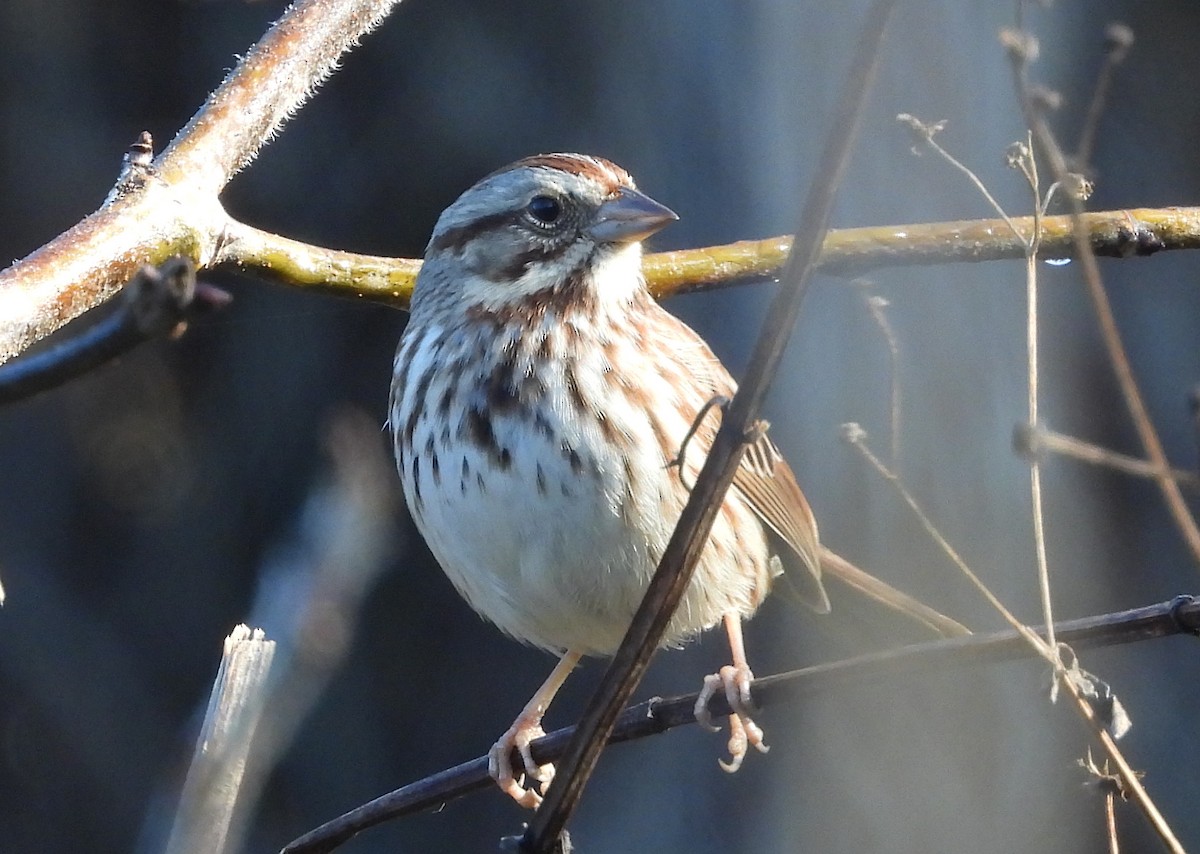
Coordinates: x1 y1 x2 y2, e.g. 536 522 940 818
280 596 1200 854
212 206 1200 310
157 0 398 191
0 0 401 366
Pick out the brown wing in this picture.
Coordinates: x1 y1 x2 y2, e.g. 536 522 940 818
657 302 830 614
734 433 830 613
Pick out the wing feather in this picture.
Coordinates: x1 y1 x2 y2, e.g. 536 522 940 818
658 306 830 613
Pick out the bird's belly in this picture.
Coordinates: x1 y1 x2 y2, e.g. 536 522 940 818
409 423 663 655
393 323 775 657
404 410 774 656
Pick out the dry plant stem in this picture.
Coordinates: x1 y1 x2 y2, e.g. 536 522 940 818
913 124 1058 649
856 286 903 468
520 3 897 850
847 428 1056 662
0 0 401 365
229 411 400 852
1060 672 1179 854
1012 42 1200 571
1022 152 1058 653
1107 793 1120 854
166 626 275 854
1009 45 1188 852
1075 24 1134 172
1027 259 1056 652
1019 424 1200 492
280 597 1200 854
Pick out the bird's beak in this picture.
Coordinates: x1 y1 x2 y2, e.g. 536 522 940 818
586 187 678 244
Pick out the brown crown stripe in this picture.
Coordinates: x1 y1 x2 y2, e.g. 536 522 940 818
493 153 633 196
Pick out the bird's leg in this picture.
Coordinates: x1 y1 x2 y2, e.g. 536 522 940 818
693 613 768 773
489 650 582 808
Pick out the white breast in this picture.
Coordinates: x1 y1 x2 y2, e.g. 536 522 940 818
391 292 773 657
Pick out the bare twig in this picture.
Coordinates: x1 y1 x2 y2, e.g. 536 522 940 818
1074 23 1135 173
855 284 903 469
0 0 401 365
1007 33 1200 570
519 3 897 849
1006 29 1187 853
1011 132 1060 656
843 424 1057 663
1014 423 1200 492
280 596 1200 854
0 257 230 405
166 626 275 854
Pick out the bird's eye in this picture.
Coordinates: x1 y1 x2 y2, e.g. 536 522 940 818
526 195 562 225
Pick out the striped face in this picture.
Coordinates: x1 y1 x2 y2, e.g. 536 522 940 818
411 153 674 318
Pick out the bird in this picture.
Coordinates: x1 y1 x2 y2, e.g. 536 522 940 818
390 153 829 808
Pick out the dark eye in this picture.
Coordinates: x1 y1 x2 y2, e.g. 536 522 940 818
526 195 562 225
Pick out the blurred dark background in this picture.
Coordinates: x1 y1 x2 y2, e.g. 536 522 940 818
2 1 1200 852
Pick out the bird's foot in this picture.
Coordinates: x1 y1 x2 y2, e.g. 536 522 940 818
694 662 769 773
488 714 555 809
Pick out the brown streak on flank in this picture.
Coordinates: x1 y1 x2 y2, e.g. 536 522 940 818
437 384 454 419
646 408 675 469
520 371 547 401
564 366 588 416
563 443 584 475
487 355 521 413
532 408 555 438
410 455 422 509
466 408 501 460
402 364 437 448
536 332 553 362
536 462 548 496
620 454 639 522
596 409 620 445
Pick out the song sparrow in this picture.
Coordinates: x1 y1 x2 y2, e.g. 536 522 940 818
390 153 829 808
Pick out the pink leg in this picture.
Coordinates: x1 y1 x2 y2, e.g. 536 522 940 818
693 613 768 773
489 651 582 808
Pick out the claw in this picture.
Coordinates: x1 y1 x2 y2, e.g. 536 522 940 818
490 720 554 809
487 652 580 809
698 614 770 773
694 673 726 733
